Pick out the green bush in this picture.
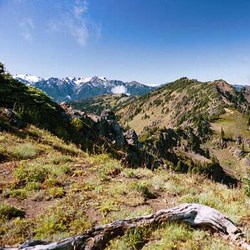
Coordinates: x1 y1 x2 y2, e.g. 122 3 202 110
0 203 25 220
48 187 65 198
133 182 157 199
14 162 49 185
50 154 72 165
71 117 84 131
34 195 91 239
125 228 147 249
8 189 28 200
9 143 38 159
243 178 250 197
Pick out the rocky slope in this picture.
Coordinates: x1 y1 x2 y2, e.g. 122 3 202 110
1 122 248 249
13 74 155 102
0 66 145 166
114 77 250 179
241 86 250 103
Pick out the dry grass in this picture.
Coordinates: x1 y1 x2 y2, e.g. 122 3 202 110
0 125 250 249
211 109 250 139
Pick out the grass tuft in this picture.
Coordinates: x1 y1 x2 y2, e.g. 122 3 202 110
0 203 25 220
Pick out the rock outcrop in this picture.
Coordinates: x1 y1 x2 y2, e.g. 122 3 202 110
1 108 26 129
60 104 143 165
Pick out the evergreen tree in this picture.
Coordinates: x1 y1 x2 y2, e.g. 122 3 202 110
0 62 4 74
175 160 182 172
241 142 245 153
205 148 210 158
220 127 225 140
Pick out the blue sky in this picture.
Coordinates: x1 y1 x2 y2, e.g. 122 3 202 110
1 0 250 85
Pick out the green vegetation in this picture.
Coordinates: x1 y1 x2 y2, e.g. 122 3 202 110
107 222 236 250
70 93 134 115
0 124 249 248
0 203 25 220
0 62 250 248
0 64 97 148
212 109 250 138
117 78 245 139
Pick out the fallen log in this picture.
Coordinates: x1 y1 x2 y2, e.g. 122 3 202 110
2 203 250 250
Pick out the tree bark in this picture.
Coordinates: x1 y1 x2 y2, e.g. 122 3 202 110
2 203 250 250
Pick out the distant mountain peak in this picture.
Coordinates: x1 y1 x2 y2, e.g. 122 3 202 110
13 74 155 102
14 74 44 83
90 76 108 82
212 79 236 95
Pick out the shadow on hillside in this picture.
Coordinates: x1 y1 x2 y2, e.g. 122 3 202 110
0 120 241 188
212 168 240 187
168 153 240 188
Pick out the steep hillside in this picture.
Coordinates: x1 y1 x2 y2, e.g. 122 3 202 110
241 86 250 103
117 77 248 136
1 124 250 249
207 108 250 178
117 77 250 179
3 64 219 172
70 93 136 115
0 68 75 141
14 75 154 102
0 64 145 162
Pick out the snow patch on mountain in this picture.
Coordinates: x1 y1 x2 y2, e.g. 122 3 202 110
98 76 108 81
75 77 92 85
14 74 44 83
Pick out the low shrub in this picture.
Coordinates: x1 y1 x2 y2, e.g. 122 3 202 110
14 162 49 185
0 203 25 220
9 143 38 159
48 187 65 199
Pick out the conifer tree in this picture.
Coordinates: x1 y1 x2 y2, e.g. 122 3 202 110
0 62 5 74
220 127 225 140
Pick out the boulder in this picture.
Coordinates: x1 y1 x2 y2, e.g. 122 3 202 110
3 108 26 129
124 129 139 147
100 109 116 121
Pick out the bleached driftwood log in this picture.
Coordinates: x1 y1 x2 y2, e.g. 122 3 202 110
3 203 250 250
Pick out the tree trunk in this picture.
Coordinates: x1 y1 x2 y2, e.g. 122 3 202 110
2 203 250 250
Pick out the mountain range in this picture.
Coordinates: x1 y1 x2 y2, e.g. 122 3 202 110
13 74 155 102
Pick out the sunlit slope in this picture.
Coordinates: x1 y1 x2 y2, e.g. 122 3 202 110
71 93 135 115
117 78 247 135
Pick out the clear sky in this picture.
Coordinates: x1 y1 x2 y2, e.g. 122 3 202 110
1 0 250 85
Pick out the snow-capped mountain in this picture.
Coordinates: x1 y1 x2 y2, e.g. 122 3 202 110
13 74 155 102
14 74 45 84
